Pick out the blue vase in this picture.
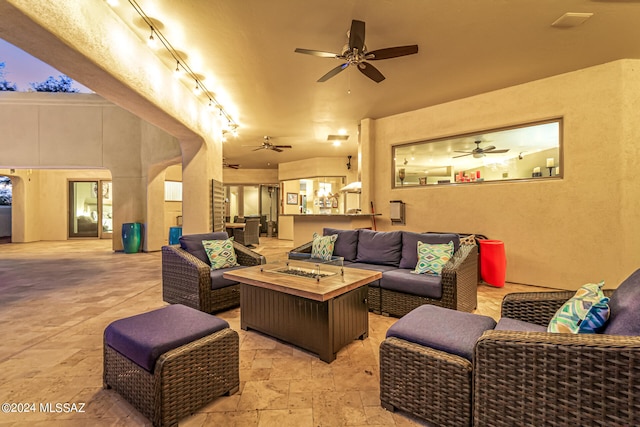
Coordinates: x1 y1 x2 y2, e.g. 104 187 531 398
122 223 141 253
168 226 183 245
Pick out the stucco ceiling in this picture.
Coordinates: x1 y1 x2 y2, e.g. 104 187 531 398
95 1 640 168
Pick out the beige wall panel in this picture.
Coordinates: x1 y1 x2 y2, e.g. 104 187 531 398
0 103 39 166
102 106 142 176
38 105 103 167
223 168 278 184
371 59 634 290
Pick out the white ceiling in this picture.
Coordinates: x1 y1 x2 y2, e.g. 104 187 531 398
108 0 640 169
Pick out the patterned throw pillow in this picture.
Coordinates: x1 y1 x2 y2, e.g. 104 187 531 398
311 233 337 261
413 241 454 275
547 281 610 334
202 239 239 270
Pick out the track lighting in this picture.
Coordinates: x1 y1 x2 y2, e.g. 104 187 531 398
147 27 157 49
117 0 239 133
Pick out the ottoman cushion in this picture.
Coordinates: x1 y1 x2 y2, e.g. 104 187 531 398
105 304 229 372
386 305 496 361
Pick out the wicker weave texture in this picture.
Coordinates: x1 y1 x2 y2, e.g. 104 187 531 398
380 337 473 427
104 328 239 427
474 330 640 427
162 244 265 313
381 244 478 317
368 284 381 314
501 289 615 327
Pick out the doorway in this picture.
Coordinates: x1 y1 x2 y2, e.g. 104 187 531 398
0 175 11 243
68 180 112 239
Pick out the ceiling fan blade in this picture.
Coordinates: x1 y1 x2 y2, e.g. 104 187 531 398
453 150 472 154
272 147 284 152
358 62 385 83
252 147 265 151
349 20 366 52
481 145 496 152
453 153 472 158
274 145 292 149
367 45 419 60
487 149 510 154
318 63 349 82
294 48 339 58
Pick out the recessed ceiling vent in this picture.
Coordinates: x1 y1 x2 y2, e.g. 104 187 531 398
551 12 594 28
327 134 349 141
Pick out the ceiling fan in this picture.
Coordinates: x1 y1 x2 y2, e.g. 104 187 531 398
294 19 418 83
246 136 292 153
453 140 510 158
223 159 240 169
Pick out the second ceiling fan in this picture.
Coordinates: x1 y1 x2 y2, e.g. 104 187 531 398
248 136 292 153
295 19 418 83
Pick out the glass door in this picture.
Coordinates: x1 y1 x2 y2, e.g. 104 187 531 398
68 180 112 239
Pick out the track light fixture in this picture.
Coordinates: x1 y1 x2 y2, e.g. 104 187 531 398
115 0 239 132
147 27 157 48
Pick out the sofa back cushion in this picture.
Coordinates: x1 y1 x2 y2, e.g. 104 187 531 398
355 229 403 266
399 232 460 269
323 228 359 262
179 232 229 265
603 269 640 336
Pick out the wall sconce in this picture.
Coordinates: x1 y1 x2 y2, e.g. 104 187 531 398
398 168 406 186
390 200 405 225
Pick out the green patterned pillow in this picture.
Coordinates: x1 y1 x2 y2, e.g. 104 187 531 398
311 232 337 261
202 239 239 270
547 281 610 334
413 241 454 275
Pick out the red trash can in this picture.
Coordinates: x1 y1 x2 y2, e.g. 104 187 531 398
479 240 506 287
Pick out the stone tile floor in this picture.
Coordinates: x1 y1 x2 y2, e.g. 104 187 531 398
0 238 553 426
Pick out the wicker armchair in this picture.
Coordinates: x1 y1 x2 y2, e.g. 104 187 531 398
474 289 640 427
233 217 260 247
162 241 265 313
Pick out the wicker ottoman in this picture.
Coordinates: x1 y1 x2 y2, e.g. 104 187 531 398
103 304 239 427
380 305 496 427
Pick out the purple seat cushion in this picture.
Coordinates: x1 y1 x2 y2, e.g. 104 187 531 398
399 232 461 269
323 228 359 262
211 265 246 290
495 317 547 332
603 269 640 336
104 304 229 372
386 305 496 361
356 229 403 266
179 232 229 265
381 269 442 299
346 262 398 288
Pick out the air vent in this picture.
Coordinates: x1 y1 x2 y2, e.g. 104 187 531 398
551 12 594 28
327 134 349 141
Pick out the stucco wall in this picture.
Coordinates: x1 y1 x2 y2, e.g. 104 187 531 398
0 93 181 249
368 59 640 290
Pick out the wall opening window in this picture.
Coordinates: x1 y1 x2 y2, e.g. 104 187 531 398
392 118 562 187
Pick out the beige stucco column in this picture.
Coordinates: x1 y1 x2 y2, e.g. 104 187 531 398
359 118 375 216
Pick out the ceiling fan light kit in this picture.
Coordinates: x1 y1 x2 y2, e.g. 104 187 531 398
295 19 418 83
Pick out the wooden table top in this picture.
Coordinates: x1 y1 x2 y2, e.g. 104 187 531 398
225 223 245 229
223 261 381 302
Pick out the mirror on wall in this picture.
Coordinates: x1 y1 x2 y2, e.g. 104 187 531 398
392 118 562 187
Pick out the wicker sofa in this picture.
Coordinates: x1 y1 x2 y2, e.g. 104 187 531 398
380 269 640 426
162 232 265 313
290 228 478 316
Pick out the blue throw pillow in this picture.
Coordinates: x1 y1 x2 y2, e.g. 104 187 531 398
547 281 610 334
